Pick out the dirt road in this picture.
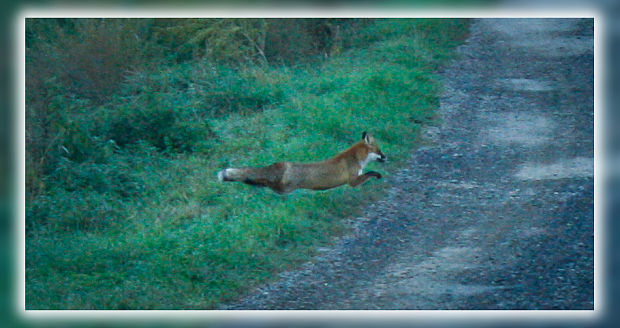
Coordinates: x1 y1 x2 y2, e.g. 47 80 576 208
225 18 594 310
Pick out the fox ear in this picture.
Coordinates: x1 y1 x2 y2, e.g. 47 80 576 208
362 131 368 142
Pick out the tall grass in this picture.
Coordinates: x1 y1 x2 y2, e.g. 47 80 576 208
26 19 470 309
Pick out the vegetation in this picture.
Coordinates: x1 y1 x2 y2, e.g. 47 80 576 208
25 18 470 309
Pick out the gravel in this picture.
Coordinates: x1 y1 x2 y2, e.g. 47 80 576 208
223 18 594 310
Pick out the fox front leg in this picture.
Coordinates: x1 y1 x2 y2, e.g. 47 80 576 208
348 171 382 187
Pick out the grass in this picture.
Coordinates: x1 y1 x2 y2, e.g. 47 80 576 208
25 19 470 309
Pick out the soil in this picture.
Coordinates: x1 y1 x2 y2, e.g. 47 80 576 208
223 18 594 310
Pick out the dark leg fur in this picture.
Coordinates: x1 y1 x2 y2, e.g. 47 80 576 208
240 162 286 191
349 171 382 187
242 178 268 187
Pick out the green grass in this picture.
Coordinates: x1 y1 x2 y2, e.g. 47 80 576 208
26 19 470 309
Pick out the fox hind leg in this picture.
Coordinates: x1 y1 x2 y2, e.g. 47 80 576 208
218 163 288 193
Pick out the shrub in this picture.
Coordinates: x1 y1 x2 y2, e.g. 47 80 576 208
26 187 128 233
26 19 159 195
104 99 214 154
26 18 471 309
26 18 158 104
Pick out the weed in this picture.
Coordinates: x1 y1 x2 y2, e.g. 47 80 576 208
26 19 470 309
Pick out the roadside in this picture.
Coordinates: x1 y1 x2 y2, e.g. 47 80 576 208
225 18 594 310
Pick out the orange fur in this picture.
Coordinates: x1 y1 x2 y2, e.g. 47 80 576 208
218 132 386 194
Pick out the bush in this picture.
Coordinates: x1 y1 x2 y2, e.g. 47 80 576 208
151 19 269 63
26 18 471 309
103 101 210 154
26 19 159 195
26 153 144 233
26 79 109 196
26 187 128 233
151 19 358 65
26 18 158 104
49 158 142 195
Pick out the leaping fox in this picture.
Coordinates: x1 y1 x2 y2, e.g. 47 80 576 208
217 132 387 194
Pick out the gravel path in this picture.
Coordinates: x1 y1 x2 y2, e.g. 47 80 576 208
224 18 594 310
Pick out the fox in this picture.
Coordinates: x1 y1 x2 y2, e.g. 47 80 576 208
217 132 387 194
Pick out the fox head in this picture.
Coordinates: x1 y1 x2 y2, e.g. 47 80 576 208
361 131 387 163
